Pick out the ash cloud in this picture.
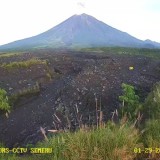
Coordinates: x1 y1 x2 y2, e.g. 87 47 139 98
77 2 85 8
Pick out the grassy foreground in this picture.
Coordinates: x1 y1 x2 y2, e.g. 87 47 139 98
1 119 160 160
19 121 141 160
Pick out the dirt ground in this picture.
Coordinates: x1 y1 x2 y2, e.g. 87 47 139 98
0 49 160 147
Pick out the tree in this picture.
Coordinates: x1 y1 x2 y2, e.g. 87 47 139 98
119 83 142 121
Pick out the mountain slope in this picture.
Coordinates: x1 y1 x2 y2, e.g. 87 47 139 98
0 13 160 50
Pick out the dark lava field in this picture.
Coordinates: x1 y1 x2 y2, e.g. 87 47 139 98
0 49 160 147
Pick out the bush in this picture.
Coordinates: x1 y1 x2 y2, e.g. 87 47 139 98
0 88 11 112
143 82 160 119
143 119 160 146
142 119 160 159
119 83 142 121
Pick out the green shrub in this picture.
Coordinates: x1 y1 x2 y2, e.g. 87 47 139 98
143 119 160 146
143 82 160 119
119 83 142 121
0 88 11 112
142 119 160 159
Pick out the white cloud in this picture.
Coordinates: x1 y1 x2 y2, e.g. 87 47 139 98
76 1 86 14
77 2 85 8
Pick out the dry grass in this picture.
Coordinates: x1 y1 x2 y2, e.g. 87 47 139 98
1 58 47 69
17 118 141 160
0 52 21 58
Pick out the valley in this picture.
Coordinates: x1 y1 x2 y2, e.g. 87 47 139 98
0 48 160 148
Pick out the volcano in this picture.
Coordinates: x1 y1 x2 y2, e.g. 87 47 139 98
0 13 160 50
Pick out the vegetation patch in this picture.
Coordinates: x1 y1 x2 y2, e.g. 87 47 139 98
0 88 11 112
9 82 40 105
119 83 143 121
80 47 160 59
143 82 160 119
14 121 141 160
1 58 47 69
0 52 22 58
141 119 160 159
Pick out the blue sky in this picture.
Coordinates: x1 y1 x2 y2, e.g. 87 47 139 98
0 0 160 45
